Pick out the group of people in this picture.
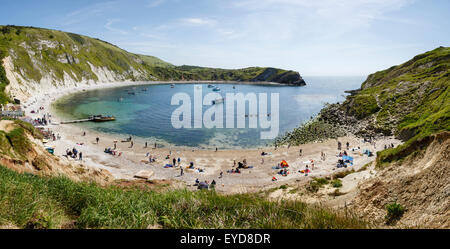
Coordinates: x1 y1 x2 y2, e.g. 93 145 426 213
194 179 216 190
65 147 82 160
33 115 50 126
278 168 289 176
384 143 395 149
104 147 122 156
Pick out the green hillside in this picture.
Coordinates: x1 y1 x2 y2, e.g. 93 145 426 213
277 47 449 166
344 47 449 138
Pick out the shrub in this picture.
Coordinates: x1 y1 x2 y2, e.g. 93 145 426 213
279 185 288 190
331 179 342 188
385 203 406 225
307 178 329 193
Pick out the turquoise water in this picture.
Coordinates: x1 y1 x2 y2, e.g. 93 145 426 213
54 76 365 148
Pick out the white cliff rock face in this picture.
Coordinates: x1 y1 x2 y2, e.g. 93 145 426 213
2 50 146 103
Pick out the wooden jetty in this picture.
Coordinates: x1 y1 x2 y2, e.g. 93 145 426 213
60 119 90 124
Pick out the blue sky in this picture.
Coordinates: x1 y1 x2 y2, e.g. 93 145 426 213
1 0 449 76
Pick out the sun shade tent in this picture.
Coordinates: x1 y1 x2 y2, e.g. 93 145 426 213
280 160 289 168
342 155 354 165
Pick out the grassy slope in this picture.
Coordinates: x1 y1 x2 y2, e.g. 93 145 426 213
0 25 301 104
342 47 449 166
0 165 367 229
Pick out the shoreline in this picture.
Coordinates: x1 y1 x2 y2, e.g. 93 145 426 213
23 80 401 194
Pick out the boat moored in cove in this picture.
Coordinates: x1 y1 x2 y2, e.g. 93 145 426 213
212 97 225 105
89 115 116 122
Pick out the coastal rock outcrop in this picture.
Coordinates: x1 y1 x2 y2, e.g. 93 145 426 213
251 68 306 85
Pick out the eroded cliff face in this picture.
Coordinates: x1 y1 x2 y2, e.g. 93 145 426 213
351 132 450 228
3 55 137 103
0 120 113 185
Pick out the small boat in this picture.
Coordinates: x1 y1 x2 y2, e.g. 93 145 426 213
89 115 116 122
141 88 148 92
212 87 221 92
212 98 225 105
207 84 215 88
128 92 136 95
171 84 175 88
233 86 236 89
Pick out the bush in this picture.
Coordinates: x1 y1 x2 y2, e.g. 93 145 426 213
307 178 329 193
279 185 288 190
331 179 342 188
385 203 406 225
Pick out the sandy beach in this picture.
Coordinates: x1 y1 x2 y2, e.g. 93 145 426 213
23 81 402 194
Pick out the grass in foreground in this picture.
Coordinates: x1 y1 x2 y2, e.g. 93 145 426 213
0 166 368 229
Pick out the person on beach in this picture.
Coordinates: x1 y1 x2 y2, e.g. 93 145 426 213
130 141 134 148
83 131 86 136
114 142 117 150
346 142 350 150
173 158 176 167
96 137 99 144
145 142 148 148
219 171 223 178
299 149 302 156
215 147 218 152
180 167 184 176
338 141 342 150
79 152 83 161
177 157 181 166
154 142 157 149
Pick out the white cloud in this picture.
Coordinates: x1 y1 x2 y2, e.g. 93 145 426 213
146 0 165 8
180 18 217 26
105 19 128 35
61 1 120 26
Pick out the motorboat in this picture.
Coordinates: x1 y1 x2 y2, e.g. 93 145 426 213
89 115 116 122
212 98 225 105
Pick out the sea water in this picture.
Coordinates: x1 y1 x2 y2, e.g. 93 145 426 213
53 76 365 149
